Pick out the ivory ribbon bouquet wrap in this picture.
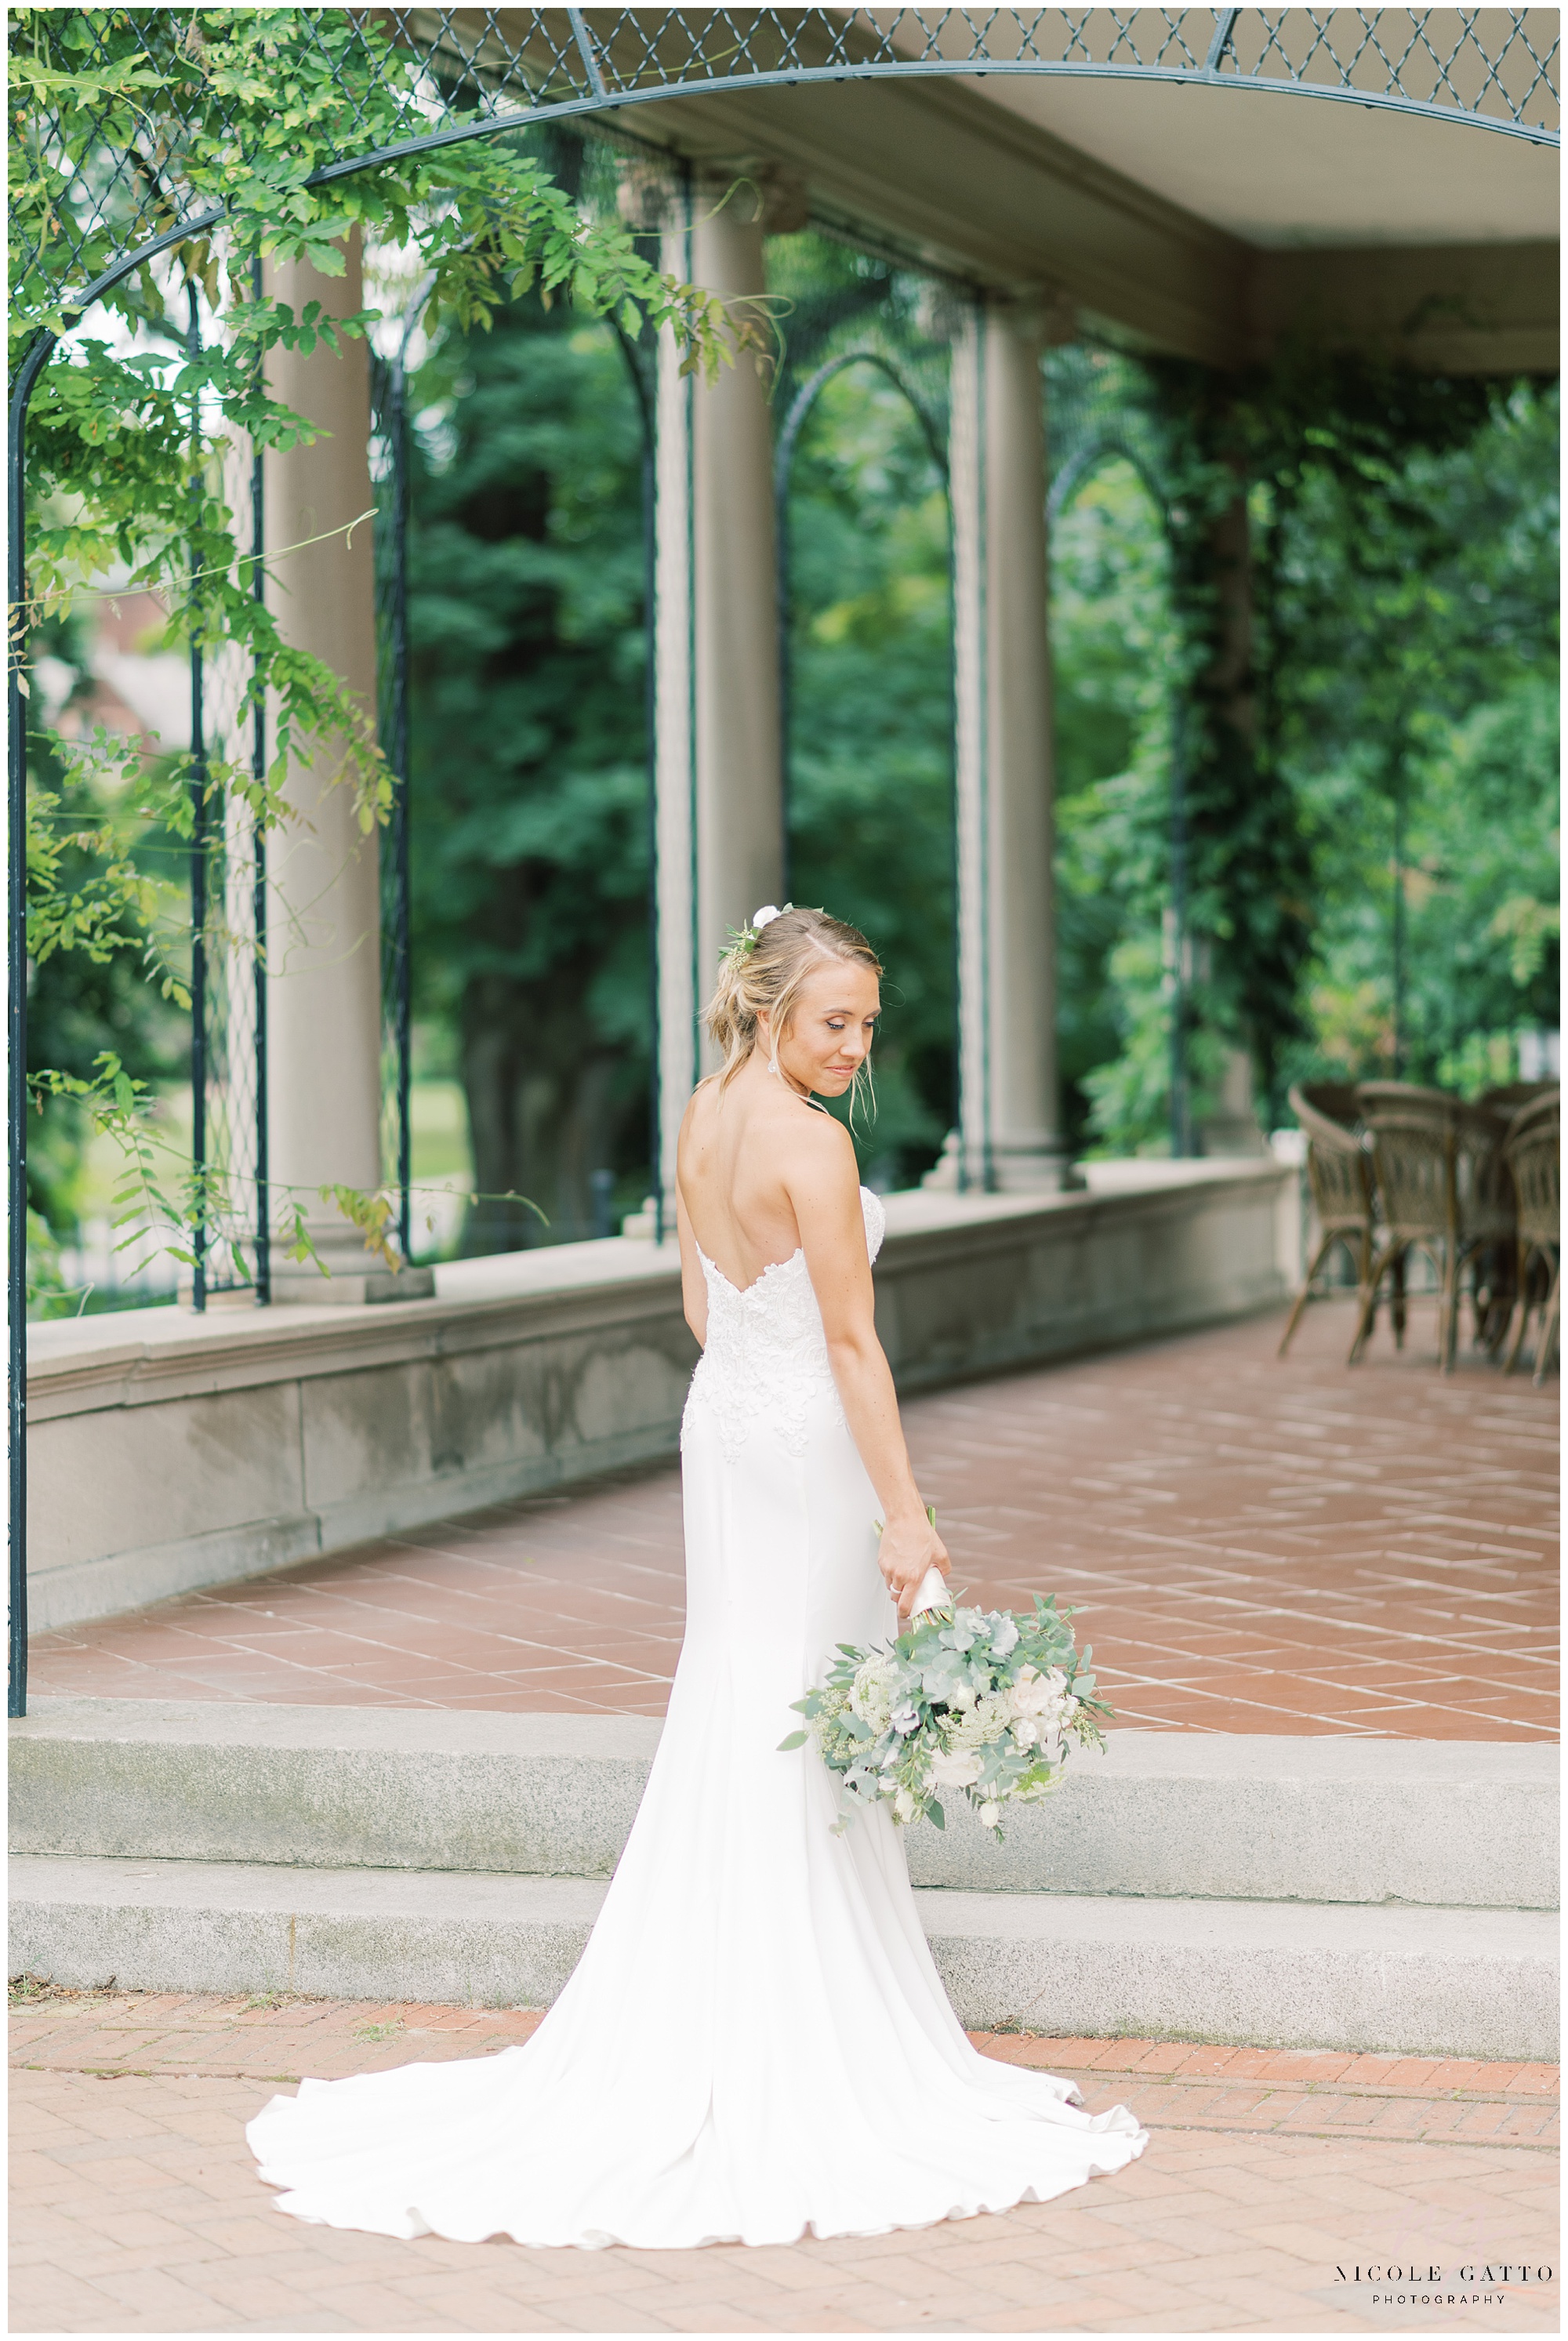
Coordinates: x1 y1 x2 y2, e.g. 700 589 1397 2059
782 1527 1109 1837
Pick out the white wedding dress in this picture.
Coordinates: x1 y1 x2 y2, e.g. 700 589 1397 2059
249 1188 1146 2247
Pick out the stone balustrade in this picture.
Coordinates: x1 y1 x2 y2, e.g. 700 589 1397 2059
27 1158 1292 1632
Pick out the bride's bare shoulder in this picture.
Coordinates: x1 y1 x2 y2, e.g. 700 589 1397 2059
680 1076 723 1148
778 1098 858 1192
681 1073 852 1191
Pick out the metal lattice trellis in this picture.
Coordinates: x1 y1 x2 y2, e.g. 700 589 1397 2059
10 13 1558 330
8 8 1560 1710
370 340 417 1271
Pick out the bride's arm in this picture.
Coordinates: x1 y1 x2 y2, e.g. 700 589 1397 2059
674 1183 708 1348
790 1120 949 1615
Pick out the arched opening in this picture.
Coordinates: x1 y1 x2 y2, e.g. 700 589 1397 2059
769 243 956 1189
390 130 663 1255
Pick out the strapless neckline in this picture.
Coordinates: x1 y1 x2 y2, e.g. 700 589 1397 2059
695 1243 805 1301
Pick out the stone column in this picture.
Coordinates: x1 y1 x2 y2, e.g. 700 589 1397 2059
691 178 784 1048
950 297 1071 1192
263 238 429 1298
648 174 786 1223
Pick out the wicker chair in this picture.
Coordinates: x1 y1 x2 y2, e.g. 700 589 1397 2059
1352 1086 1518 1370
1451 1102 1518 1356
1481 1080 1559 1116
1503 1091 1560 1385
1350 1091 1454 1366
1295 1080 1365 1129
1356 1080 1454 1113
1508 1086 1562 1142
1277 1085 1374 1359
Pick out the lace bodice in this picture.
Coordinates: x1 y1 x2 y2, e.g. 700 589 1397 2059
681 1188 887 1463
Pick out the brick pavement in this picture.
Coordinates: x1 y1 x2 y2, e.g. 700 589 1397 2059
10 1991 1559 2333
29 1300 1557 1738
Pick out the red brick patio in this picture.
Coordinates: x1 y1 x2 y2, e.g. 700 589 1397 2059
30 1299 1558 1738
9 1990 1559 2334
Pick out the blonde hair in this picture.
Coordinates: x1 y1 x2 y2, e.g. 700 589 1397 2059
704 905 883 1118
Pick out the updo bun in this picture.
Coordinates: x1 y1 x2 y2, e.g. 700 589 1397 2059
704 904 883 1099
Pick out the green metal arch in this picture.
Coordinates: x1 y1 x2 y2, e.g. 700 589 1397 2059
16 9 1561 332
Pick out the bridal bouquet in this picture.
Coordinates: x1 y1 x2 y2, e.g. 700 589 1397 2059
780 1575 1109 1839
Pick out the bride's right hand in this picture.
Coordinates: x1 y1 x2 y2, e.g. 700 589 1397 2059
877 1509 950 1619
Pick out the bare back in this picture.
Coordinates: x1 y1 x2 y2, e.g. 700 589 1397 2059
677 1068 842 1293
672 944 946 1616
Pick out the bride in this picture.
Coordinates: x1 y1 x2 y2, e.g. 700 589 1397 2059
249 904 1146 2248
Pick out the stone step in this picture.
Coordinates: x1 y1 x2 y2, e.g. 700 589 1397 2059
9 1698 1559 1911
9 1856 1556 2061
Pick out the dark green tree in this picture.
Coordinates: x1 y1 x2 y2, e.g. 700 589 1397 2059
1270 374 1559 1090
406 286 652 1250
407 227 962 1234
770 232 956 1182
25 610 187 1301
1050 459 1181 1152
782 359 956 1184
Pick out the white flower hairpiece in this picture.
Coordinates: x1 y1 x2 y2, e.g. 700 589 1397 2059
721 902 793 962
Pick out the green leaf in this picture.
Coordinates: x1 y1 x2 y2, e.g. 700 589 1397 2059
777 1730 808 1751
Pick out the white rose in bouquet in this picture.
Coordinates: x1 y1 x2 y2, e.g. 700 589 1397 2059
929 1748 984 1789
1008 1664 1071 1724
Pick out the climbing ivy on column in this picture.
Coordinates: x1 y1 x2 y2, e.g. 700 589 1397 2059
1145 348 1494 1123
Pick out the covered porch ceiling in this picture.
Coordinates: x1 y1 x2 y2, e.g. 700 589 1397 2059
644 65 1559 371
383 12 1555 372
